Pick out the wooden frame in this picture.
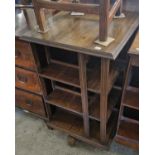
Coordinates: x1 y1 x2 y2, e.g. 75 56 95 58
17 0 122 41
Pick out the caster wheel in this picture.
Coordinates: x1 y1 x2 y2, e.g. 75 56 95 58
47 125 53 130
67 136 76 146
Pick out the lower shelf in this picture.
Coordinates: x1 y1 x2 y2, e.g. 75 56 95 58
116 120 139 150
46 109 117 148
45 88 121 122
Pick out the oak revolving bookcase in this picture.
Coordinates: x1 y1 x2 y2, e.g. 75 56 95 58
15 0 139 149
36 47 122 147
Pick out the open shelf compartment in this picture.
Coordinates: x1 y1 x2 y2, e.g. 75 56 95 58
47 107 118 146
39 62 119 94
122 90 139 110
89 88 121 121
45 88 83 116
116 120 139 149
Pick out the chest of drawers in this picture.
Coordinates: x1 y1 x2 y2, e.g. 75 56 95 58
15 38 47 119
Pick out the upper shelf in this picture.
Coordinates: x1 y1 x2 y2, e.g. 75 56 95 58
39 62 119 94
15 0 139 59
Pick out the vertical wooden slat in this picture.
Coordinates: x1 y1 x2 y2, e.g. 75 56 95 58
31 43 52 120
116 59 132 132
39 77 52 120
78 53 89 137
100 58 110 143
99 0 109 41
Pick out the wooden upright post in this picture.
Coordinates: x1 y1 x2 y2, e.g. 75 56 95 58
100 58 110 143
78 54 89 137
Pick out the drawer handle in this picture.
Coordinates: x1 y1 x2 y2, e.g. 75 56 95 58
15 49 21 58
17 74 28 84
26 99 33 106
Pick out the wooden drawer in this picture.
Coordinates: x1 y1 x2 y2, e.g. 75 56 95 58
16 89 46 117
15 67 41 94
15 39 36 70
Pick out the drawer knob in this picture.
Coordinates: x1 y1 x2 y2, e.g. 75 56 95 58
15 49 21 58
26 99 33 106
17 74 28 83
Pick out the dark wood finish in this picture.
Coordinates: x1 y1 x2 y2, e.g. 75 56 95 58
39 63 80 88
46 109 117 148
115 120 139 150
39 62 118 94
15 39 36 70
45 87 120 122
16 67 41 94
88 66 119 93
45 89 82 115
16 88 46 117
122 90 139 110
15 0 139 149
50 59 79 69
100 58 110 143
89 88 121 121
78 54 89 137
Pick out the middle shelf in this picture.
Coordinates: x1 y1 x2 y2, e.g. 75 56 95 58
47 108 118 145
45 86 121 122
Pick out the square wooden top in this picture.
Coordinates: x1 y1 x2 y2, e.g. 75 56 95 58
16 0 139 60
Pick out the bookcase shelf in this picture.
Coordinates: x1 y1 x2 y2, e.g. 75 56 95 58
47 108 118 146
116 120 139 144
122 90 139 110
39 62 119 94
45 89 83 116
39 63 80 88
89 88 121 122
